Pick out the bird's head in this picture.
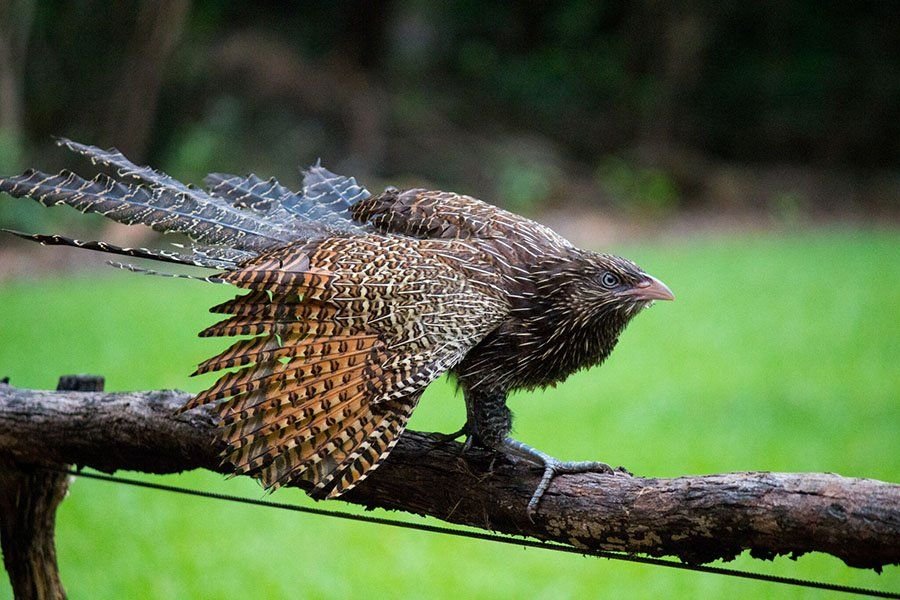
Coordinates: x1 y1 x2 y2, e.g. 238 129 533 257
579 251 674 314
534 250 674 340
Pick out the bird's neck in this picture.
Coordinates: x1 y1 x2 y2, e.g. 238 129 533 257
542 307 624 363
491 302 630 391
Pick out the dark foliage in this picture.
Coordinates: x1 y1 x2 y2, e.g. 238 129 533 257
2 1 898 220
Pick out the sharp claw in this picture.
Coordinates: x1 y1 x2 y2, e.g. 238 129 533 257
430 423 472 444
526 463 557 521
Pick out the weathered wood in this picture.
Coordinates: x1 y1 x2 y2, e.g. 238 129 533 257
0 380 897 572
0 376 103 600
0 464 68 600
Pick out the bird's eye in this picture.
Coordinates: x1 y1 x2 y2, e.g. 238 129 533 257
600 272 620 288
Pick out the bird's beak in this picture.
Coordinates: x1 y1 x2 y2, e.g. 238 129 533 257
626 275 675 301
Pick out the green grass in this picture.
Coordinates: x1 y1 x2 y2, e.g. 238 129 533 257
1 228 898 599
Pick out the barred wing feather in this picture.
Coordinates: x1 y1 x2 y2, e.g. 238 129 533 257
185 235 508 498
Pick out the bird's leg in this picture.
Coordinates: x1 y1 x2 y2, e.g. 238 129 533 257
463 387 624 519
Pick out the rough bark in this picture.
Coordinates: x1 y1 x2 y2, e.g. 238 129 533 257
0 380 897 572
0 376 103 600
0 464 68 600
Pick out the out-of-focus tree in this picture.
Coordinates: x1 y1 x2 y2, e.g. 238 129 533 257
3 0 899 221
0 0 35 171
100 0 189 162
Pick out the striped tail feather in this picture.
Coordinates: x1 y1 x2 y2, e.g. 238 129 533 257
196 296 341 339
198 315 346 342
204 172 350 236
205 165 370 233
208 290 280 314
0 168 292 253
204 172 290 210
0 140 380 277
0 229 234 269
59 138 323 239
105 261 229 284
0 138 348 269
59 139 373 240
219 251 336 297
298 162 371 222
59 137 206 199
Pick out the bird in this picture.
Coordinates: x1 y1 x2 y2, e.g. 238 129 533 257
0 139 674 516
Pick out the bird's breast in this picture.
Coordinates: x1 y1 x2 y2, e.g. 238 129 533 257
456 314 615 392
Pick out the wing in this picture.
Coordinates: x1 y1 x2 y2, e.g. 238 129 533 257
351 188 573 252
184 234 508 498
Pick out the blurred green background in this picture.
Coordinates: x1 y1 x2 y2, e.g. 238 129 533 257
0 1 898 598
1 232 898 598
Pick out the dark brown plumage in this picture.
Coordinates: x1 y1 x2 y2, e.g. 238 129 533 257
0 140 673 514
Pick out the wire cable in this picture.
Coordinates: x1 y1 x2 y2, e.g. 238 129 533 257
53 468 899 599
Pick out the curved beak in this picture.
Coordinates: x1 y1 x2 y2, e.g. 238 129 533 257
627 275 674 301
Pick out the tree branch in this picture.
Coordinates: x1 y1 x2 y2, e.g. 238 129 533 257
0 376 103 600
0 380 897 572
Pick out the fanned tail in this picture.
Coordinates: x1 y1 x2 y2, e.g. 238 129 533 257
0 139 378 275
0 167 290 253
59 138 371 233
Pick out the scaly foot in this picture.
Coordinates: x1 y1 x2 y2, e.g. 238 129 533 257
501 438 627 519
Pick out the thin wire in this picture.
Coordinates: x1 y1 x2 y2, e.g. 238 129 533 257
56 468 898 599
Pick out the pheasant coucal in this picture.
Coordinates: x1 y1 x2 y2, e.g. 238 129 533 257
0 139 673 515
